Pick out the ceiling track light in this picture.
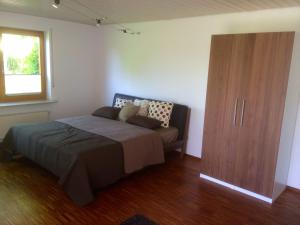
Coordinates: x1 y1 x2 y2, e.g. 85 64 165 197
50 0 140 35
120 29 141 35
96 17 106 27
52 0 60 8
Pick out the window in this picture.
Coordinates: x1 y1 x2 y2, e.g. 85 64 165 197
0 27 46 102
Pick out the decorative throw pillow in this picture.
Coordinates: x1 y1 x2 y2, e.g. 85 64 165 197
127 115 162 129
118 103 140 122
92 106 121 120
134 99 150 117
114 98 133 108
148 101 174 128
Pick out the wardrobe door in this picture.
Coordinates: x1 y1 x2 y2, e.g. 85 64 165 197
223 34 256 185
201 35 241 181
236 32 295 197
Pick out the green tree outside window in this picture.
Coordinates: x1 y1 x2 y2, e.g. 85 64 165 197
6 40 40 75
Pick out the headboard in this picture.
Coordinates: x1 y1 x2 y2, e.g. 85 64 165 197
112 93 189 142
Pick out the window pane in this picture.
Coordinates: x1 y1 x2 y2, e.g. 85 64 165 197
2 33 42 95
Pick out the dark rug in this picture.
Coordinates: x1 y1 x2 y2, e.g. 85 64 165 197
120 215 158 225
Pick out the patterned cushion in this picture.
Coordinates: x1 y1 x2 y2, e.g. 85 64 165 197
148 101 174 128
114 98 133 108
134 99 150 117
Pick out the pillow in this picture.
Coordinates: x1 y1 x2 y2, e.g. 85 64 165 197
118 103 140 122
148 101 174 128
114 98 133 108
92 106 121 120
134 99 150 116
127 115 162 129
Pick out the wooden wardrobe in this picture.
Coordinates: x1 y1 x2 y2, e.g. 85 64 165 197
201 32 296 202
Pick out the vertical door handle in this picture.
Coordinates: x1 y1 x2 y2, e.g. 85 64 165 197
233 98 238 126
240 99 245 126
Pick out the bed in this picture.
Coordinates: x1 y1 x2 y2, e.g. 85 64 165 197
2 93 189 206
112 93 190 154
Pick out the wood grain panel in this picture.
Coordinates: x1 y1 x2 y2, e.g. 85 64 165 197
223 34 256 186
201 35 238 180
0 153 300 225
202 34 256 183
202 32 295 199
237 32 295 197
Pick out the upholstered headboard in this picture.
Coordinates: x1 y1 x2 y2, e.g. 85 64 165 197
112 93 189 142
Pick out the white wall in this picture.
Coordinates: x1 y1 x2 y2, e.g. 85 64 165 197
288 105 300 189
96 7 300 189
0 12 99 121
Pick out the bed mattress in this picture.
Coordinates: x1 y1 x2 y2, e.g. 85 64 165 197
155 126 179 145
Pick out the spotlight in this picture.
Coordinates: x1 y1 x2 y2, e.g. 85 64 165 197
96 17 106 27
119 29 140 35
96 19 102 27
52 0 60 8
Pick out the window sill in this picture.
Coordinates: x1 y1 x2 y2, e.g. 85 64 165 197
0 99 57 108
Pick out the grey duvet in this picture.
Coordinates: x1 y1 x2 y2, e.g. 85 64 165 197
2 116 164 206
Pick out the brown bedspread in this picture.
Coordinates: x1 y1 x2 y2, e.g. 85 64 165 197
57 116 165 173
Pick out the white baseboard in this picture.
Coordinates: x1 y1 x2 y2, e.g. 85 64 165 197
200 174 273 204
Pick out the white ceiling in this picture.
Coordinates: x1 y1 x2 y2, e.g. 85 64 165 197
0 0 300 25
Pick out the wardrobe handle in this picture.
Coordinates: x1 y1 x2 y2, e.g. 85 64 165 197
240 99 245 126
233 98 238 126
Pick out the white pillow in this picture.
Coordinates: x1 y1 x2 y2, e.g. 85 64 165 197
148 101 174 128
114 98 133 108
134 99 150 117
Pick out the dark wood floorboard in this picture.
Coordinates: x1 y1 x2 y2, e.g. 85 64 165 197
0 152 300 225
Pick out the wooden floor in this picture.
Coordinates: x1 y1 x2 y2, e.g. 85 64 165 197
0 152 300 225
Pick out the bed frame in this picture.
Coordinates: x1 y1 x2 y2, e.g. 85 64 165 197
112 93 190 157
